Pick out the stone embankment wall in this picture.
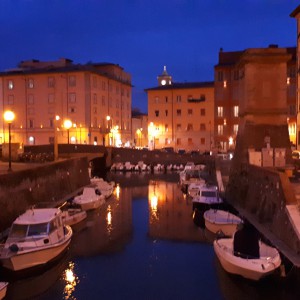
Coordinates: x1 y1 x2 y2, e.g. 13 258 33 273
0 157 90 231
225 163 300 254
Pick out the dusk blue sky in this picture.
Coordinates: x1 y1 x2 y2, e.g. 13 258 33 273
0 0 299 113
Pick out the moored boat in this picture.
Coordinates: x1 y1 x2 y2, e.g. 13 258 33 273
73 187 105 211
0 208 72 272
204 209 243 237
61 208 87 227
0 282 8 300
213 237 282 281
192 184 223 207
90 177 115 198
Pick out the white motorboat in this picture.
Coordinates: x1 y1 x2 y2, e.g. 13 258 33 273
61 207 87 227
187 181 206 198
192 184 223 206
214 238 282 281
0 282 8 300
0 208 72 272
90 177 115 198
204 209 243 237
73 187 105 211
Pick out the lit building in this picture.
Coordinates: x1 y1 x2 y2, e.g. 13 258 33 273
214 46 296 152
131 109 148 148
0 58 132 147
146 67 214 152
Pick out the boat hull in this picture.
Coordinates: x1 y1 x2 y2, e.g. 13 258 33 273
0 282 8 300
204 210 242 237
74 198 104 211
213 238 281 281
0 226 72 272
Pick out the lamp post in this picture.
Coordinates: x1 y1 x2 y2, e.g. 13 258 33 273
64 119 72 144
106 115 111 146
4 110 15 172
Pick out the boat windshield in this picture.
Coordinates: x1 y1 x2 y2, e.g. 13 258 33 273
201 191 217 198
10 222 49 238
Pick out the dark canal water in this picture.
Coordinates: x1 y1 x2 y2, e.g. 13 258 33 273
2 172 300 300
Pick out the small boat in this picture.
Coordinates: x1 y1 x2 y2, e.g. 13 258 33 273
192 184 223 207
73 187 105 211
90 177 115 198
0 282 8 300
61 207 87 227
187 181 206 198
0 208 72 272
213 238 282 281
204 209 243 237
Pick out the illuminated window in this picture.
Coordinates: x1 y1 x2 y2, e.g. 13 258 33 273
223 80 227 88
233 124 239 134
165 124 168 132
8 80 14 90
218 125 223 135
217 106 223 117
28 78 34 89
233 106 239 117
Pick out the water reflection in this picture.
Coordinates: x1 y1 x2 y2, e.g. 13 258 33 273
1 175 299 299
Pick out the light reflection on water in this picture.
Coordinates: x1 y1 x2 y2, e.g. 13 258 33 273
2 174 300 300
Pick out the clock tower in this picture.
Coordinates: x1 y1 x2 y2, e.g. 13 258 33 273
157 66 172 86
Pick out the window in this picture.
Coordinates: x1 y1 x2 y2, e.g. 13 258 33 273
176 138 181 145
187 123 193 131
48 94 54 103
29 119 34 128
188 109 193 116
69 76 76 87
102 96 106 106
201 138 205 145
188 138 193 145
68 107 76 113
217 125 223 135
8 80 14 90
217 106 223 117
28 94 34 104
200 123 206 131
48 77 55 88
233 124 239 134
165 124 168 132
8 95 14 104
233 106 239 117
200 108 205 116
93 94 97 104
69 93 76 103
176 109 181 116
176 124 181 131
93 107 97 114
165 110 168 116
200 94 205 101
165 96 168 103
155 110 159 117
155 97 159 103
217 71 223 81
188 95 192 101
176 95 181 103
28 78 34 89
49 118 54 128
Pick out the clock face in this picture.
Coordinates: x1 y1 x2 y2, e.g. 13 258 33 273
161 79 166 85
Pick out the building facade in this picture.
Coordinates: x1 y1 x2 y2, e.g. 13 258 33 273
146 67 214 152
131 110 148 148
214 46 296 152
0 58 132 148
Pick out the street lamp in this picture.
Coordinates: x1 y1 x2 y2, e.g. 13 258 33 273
4 110 15 172
64 119 72 144
106 116 111 146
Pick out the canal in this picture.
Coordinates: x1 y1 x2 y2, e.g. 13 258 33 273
2 172 300 300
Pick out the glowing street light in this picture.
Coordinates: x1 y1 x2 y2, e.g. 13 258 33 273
4 110 15 172
54 115 60 160
64 119 72 144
